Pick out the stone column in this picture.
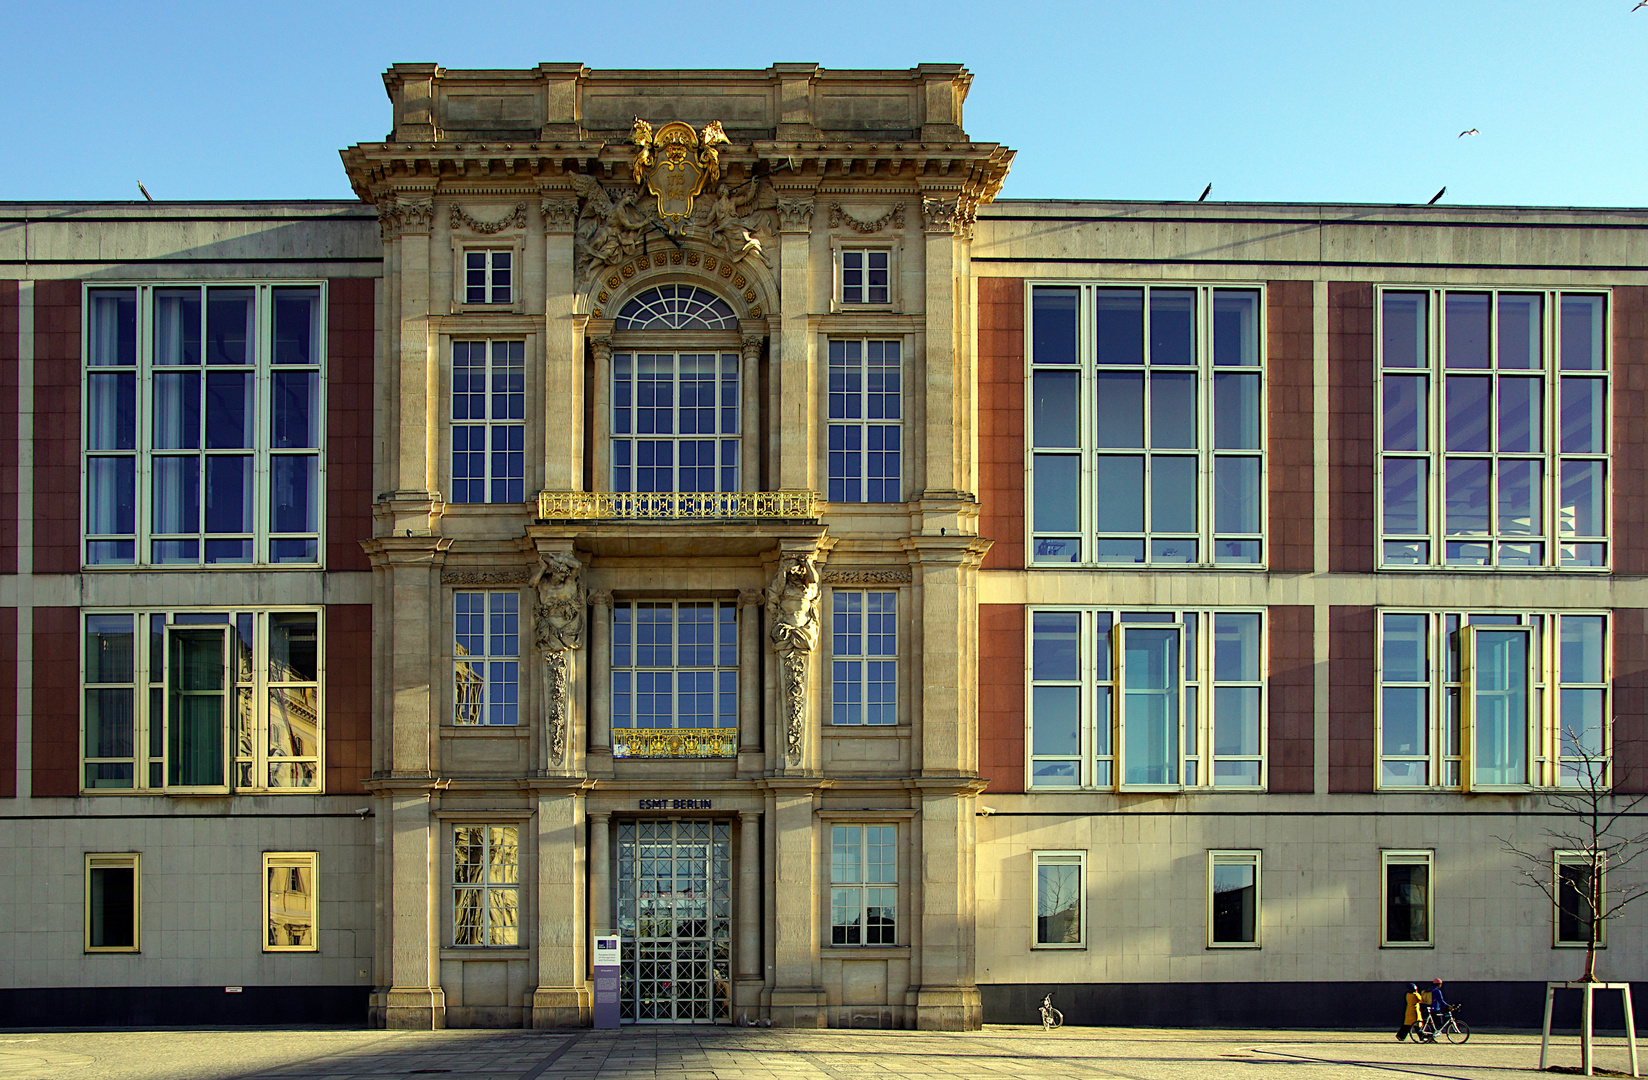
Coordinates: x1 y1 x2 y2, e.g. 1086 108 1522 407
736 809 764 1020
737 589 763 768
920 196 962 496
589 811 612 937
591 335 613 491
740 334 762 490
540 194 583 492
588 591 613 773
773 196 816 490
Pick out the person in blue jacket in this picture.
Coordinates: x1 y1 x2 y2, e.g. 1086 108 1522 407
1428 978 1452 1026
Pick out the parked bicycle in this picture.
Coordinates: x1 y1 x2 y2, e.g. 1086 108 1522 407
1418 1004 1470 1044
1039 992 1063 1030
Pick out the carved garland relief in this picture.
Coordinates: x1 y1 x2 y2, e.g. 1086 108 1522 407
450 203 527 234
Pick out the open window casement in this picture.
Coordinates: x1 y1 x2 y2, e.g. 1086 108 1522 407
1115 623 1185 789
1460 624 1534 791
164 625 231 793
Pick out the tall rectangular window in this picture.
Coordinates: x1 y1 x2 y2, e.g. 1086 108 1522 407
828 339 902 502
84 853 140 952
1028 608 1264 790
453 825 519 947
1381 850 1433 947
1029 284 1263 566
464 250 512 305
830 824 897 945
1377 611 1608 790
82 609 321 793
1555 851 1605 948
264 851 317 951
1207 850 1260 948
451 340 525 504
1378 288 1609 569
454 592 519 726
840 249 890 304
1033 851 1085 948
831 591 897 726
612 353 740 494
84 284 324 567
612 602 738 757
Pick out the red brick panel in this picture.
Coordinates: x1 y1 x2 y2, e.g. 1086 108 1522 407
1266 281 1315 573
977 277 1025 570
1613 287 1648 576
325 604 372 794
1614 609 1648 794
326 278 376 572
1327 605 1376 793
33 281 81 575
1328 283 1375 573
0 608 16 798
977 604 1025 793
31 606 80 797
0 280 18 577
1266 604 1314 793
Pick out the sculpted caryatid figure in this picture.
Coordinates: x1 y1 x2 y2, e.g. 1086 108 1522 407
767 554 820 655
767 555 821 762
531 553 587 764
531 552 587 653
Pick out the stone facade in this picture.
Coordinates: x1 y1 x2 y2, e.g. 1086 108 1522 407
0 63 1645 1032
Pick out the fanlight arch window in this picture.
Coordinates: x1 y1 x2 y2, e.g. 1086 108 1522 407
615 285 738 332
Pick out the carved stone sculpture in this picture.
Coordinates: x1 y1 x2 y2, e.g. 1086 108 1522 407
766 554 821 762
703 183 772 267
531 553 588 764
571 172 649 285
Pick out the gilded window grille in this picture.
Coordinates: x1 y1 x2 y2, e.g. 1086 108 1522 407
537 490 819 520
612 727 739 759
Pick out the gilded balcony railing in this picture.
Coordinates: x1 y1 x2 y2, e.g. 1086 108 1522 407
537 490 819 521
612 727 739 759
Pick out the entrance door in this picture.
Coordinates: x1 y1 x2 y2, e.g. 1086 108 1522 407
615 819 732 1023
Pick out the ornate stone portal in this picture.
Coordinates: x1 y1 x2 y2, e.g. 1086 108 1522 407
766 554 821 763
531 553 587 764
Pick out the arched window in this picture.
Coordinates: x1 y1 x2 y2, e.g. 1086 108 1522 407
615 285 737 331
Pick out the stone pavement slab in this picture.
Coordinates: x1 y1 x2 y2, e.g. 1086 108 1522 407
0 1025 1640 1080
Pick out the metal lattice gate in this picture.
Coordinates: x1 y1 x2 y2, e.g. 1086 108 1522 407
615 819 732 1023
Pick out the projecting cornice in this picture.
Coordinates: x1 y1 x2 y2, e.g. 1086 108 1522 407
339 140 1013 209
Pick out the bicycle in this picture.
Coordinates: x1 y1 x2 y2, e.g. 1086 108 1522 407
1417 1004 1470 1044
1038 992 1064 1031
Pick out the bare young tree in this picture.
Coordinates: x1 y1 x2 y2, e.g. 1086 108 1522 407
1496 729 1648 982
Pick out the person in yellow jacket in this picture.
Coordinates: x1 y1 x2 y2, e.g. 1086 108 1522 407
1397 984 1431 1041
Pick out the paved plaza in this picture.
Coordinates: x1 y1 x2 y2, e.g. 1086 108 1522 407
0 1025 1639 1080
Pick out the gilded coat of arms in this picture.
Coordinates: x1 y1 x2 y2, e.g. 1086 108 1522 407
630 118 729 227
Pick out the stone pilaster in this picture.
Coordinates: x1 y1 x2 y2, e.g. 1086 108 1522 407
531 791 590 1028
736 809 764 1021
766 782 826 1028
587 590 614 776
774 194 816 491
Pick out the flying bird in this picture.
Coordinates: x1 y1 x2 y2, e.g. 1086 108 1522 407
1458 129 1479 138
1635 1 1646 12
1198 183 1212 202
1427 187 1447 205
137 181 153 201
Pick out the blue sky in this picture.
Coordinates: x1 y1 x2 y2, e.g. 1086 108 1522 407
5 0 1642 207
